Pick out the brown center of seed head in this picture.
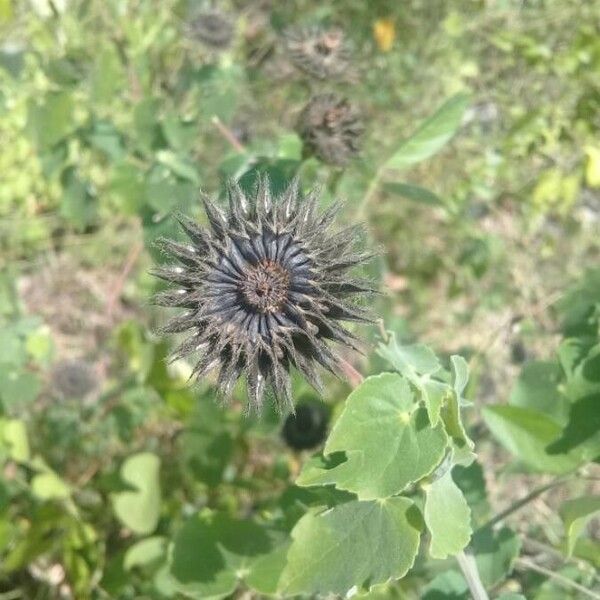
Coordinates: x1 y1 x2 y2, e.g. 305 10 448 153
241 260 290 314
315 30 342 55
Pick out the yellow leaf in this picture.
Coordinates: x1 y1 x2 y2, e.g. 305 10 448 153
585 146 600 188
373 18 395 52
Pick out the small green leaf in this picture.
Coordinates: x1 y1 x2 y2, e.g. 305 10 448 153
424 469 472 559
451 355 469 400
559 496 600 556
442 392 475 466
31 471 71 500
423 379 450 427
109 163 146 215
482 405 582 473
86 120 125 161
377 333 447 425
111 452 161 535
133 97 162 153
245 540 290 595
0 365 41 410
510 361 568 424
546 393 600 462
297 373 447 499
168 512 284 599
60 168 97 231
559 341 600 402
0 419 29 462
453 461 490 526
277 132 303 160
422 570 468 599
383 93 469 172
28 91 76 149
90 45 125 104
471 526 521 587
279 497 421 596
156 150 200 184
124 536 166 571
25 326 54 364
383 182 446 207
557 268 600 338
378 334 441 378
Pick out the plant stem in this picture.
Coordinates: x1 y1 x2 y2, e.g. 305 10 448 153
357 168 383 222
515 558 600 600
338 357 364 387
456 550 489 600
211 116 246 153
479 474 574 532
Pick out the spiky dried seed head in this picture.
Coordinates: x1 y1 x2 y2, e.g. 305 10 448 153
283 25 352 80
51 359 98 399
187 9 234 49
153 176 374 414
298 94 364 166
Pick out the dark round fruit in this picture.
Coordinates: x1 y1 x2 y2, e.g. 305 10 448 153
282 402 329 451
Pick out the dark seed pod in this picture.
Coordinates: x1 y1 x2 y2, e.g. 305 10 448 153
510 340 528 364
153 176 374 414
298 93 364 166
283 25 352 80
51 359 98 399
282 402 329 450
187 10 235 49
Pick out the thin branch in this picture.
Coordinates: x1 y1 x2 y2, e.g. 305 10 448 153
456 550 490 600
479 474 574 532
515 558 600 600
105 240 144 322
211 116 246 153
523 537 600 585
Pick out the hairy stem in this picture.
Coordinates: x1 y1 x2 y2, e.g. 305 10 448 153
456 550 489 600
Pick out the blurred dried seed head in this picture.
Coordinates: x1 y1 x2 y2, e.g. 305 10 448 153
187 10 235 49
51 359 98 399
283 25 352 80
153 176 374 414
298 94 364 166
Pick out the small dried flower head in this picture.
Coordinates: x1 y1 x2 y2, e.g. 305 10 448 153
298 93 364 166
153 176 374 413
283 25 352 80
51 359 98 399
187 9 234 49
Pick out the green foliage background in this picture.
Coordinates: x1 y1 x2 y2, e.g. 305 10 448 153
1 0 599 598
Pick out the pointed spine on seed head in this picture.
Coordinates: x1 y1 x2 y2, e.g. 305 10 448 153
153 177 374 414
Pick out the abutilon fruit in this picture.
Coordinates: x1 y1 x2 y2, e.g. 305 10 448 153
187 9 234 49
153 177 374 413
51 359 98 399
283 25 352 80
298 93 364 166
